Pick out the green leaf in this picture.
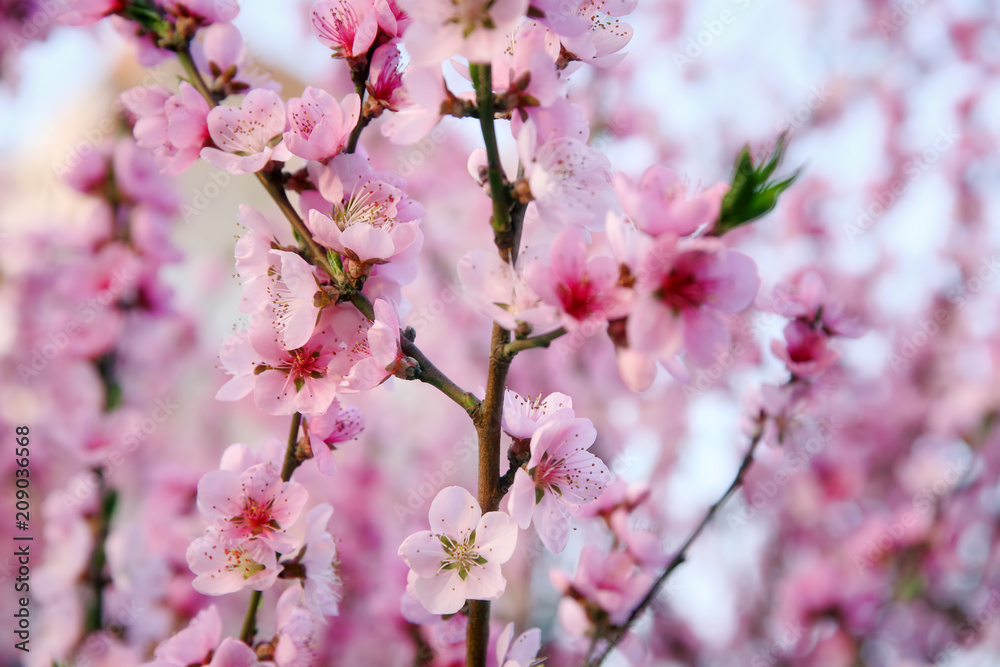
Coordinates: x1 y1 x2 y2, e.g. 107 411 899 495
458 567 468 580
124 4 171 36
535 486 544 505
713 133 800 235
439 534 455 550
474 555 489 565
467 529 476 546
293 377 305 392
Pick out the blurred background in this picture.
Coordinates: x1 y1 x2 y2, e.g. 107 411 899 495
0 0 999 665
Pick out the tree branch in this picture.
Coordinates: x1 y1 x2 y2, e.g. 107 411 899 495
240 412 303 646
501 327 567 358
586 430 764 666
469 63 514 259
345 55 373 154
465 61 521 667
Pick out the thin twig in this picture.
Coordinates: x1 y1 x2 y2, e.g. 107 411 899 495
173 44 474 417
586 431 764 666
501 327 567 358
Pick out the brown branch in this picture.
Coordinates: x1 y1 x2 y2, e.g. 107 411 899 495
586 431 764 666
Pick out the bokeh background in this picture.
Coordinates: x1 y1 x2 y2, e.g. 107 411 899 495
1 0 999 665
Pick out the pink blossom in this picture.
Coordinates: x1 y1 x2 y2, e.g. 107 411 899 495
303 400 365 474
400 0 529 65
310 0 404 60
627 237 760 367
186 529 281 595
554 546 651 628
201 88 291 175
163 82 212 173
332 298 412 392
60 0 121 26
234 205 298 313
502 389 574 441
162 0 239 23
398 486 518 614
613 166 728 237
121 84 172 160
575 478 650 519
458 249 560 332
508 418 610 553
518 120 612 230
215 312 342 416
502 21 562 107
255 249 323 351
193 23 278 92
287 503 342 617
307 173 422 277
528 228 631 328
274 588 322 667
113 139 179 212
284 87 360 162
146 605 220 666
609 510 668 567
147 635 259 667
381 66 450 144
767 270 865 338
366 42 405 110
529 0 589 37
559 0 636 67
771 320 841 378
496 623 542 667
197 461 308 553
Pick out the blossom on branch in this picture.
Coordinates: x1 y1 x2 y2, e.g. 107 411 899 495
398 486 518 614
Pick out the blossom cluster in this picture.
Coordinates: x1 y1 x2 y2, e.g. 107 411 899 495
3 0 998 665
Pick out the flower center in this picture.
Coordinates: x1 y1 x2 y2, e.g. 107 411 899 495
231 496 277 537
438 531 488 580
225 547 266 580
335 182 397 232
656 252 717 312
558 278 599 320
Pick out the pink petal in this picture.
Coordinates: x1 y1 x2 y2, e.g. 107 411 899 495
428 486 481 541
398 531 446 577
507 468 536 530
413 570 467 615
708 250 760 313
616 348 656 392
340 224 395 262
207 638 258 667
254 369 297 415
627 296 683 359
534 493 572 553
460 561 507 602
681 307 730 366
196 470 243 519
474 511 518 563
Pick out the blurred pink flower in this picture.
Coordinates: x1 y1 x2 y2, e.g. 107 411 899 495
400 0 528 65
528 228 632 328
771 319 841 378
496 623 542 667
614 165 728 237
627 237 759 367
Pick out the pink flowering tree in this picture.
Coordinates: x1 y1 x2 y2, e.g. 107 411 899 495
2 0 1000 666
